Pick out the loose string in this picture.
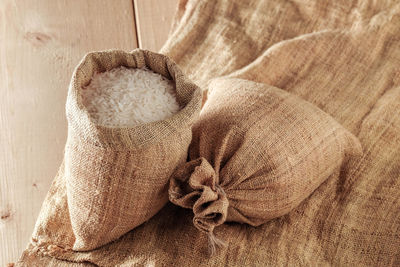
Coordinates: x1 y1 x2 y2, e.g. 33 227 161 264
208 231 227 256
207 184 227 256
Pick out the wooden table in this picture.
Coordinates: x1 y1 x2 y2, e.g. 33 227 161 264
0 1 177 264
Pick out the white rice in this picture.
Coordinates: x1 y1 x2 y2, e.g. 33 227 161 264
82 66 180 127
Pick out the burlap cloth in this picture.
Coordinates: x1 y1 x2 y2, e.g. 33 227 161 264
18 0 400 266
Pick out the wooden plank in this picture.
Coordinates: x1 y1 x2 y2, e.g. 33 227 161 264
133 0 178 51
0 1 137 265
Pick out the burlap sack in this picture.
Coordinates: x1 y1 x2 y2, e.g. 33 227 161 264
58 49 201 250
169 77 362 252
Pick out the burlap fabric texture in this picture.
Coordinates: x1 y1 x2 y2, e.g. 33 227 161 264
35 49 202 251
18 0 400 266
169 78 362 253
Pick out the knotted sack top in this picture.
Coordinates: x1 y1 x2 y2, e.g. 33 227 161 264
169 78 362 254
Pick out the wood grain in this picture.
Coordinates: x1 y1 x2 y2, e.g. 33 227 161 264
134 0 178 51
0 1 137 265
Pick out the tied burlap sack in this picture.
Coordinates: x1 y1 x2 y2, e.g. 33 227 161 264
169 77 362 252
62 49 201 250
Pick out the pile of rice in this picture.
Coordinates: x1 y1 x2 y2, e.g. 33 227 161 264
82 66 180 127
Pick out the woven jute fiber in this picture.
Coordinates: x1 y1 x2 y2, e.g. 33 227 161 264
23 49 202 252
18 0 400 266
169 78 362 253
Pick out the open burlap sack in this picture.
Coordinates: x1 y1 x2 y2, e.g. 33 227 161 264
49 49 201 251
169 77 362 252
